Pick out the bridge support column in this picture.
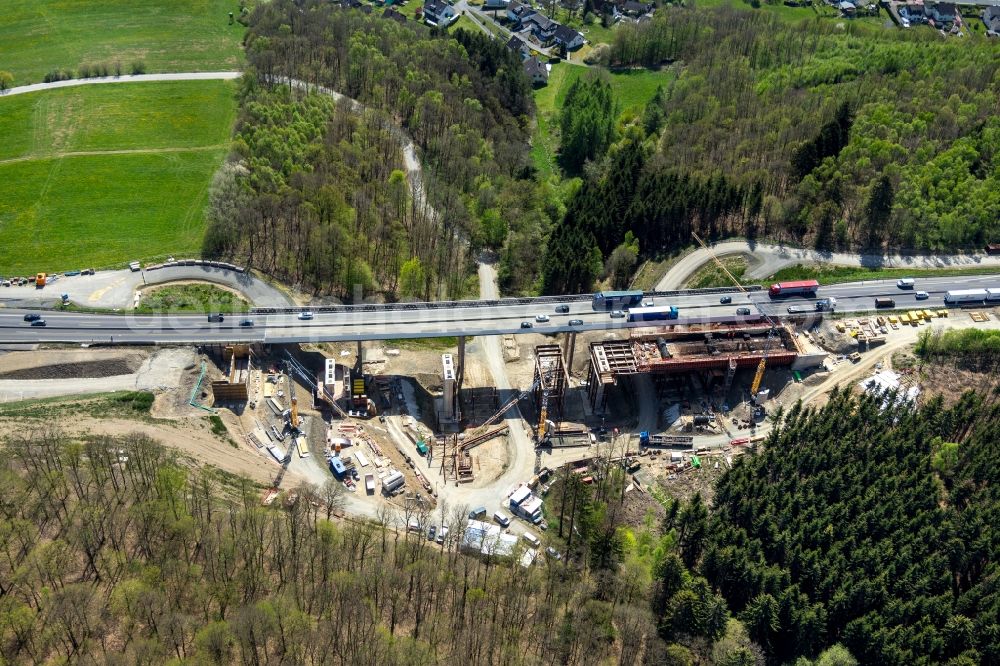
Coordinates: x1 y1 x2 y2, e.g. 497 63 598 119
565 332 577 377
456 336 466 391
356 340 364 370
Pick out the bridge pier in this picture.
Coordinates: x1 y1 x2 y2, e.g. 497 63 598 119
565 332 577 376
456 335 466 391
356 340 364 370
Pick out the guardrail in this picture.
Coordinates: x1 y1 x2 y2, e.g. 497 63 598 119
249 286 762 315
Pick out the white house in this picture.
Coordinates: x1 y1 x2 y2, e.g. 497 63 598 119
424 0 457 25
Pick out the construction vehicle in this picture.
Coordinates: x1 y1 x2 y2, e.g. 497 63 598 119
691 231 777 405
35 273 47 288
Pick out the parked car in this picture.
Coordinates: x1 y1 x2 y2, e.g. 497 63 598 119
720 295 732 304
555 304 569 314
298 311 314 320
207 313 224 323
535 314 550 323
610 310 625 319
546 546 562 561
437 524 449 543
239 319 254 327
30 319 47 327
520 321 533 329
568 319 584 326
23 313 41 322
915 291 929 300
427 525 436 541
736 307 752 315
469 506 487 519
493 511 511 527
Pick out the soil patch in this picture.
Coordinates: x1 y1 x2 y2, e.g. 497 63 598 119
0 357 140 380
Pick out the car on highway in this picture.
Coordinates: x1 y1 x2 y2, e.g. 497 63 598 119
915 291 929 300
736 307 752 315
520 321 533 329
896 278 915 289
720 295 732 304
207 314 224 323
298 311 314 320
30 319 47 327
610 310 625 319
568 319 584 326
23 313 41 322
239 319 254 327
555 304 569 314
535 314 550 323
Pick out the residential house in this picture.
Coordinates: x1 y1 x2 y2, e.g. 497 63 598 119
838 0 857 16
898 3 928 23
983 5 1000 34
424 0 457 24
506 1 537 23
924 1 956 24
523 55 549 85
552 23 584 50
506 34 531 59
525 12 559 43
484 0 510 9
622 0 653 15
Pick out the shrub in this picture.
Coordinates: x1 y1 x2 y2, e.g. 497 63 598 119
130 60 147 75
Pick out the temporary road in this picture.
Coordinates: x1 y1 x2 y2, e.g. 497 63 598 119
3 274 999 345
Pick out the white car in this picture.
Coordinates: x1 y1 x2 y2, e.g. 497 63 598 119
436 524 449 543
915 291 929 300
298 311 314 320
535 314 550 323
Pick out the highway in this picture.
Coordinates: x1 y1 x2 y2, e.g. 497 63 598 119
1 275 998 345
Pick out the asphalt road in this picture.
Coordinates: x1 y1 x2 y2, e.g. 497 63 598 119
3 275 998 345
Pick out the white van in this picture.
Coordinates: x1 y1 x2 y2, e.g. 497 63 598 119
522 531 540 547
896 278 915 289
493 511 511 527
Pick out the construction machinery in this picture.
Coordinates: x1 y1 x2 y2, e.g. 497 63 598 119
537 389 550 442
691 232 777 404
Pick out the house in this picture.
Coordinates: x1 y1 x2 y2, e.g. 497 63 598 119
523 56 549 85
460 520 519 559
983 6 1000 34
506 34 531 59
525 12 558 42
484 0 510 9
838 0 856 16
622 0 653 15
506 1 537 23
424 0 457 24
552 23 584 49
382 7 408 22
924 1 956 23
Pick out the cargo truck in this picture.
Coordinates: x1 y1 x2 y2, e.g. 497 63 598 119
944 289 988 305
768 280 820 298
365 473 376 494
626 305 679 322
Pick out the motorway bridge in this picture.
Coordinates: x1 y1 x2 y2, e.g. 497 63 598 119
1 275 999 345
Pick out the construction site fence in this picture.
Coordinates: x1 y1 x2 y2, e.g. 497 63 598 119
249 286 763 315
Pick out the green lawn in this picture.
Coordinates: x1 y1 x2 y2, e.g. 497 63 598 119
0 81 236 161
683 256 749 289
136 283 249 313
531 63 673 178
0 81 236 274
0 0 246 85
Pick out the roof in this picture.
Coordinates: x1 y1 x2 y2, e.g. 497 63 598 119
506 34 529 53
553 24 581 43
623 0 651 11
508 1 536 17
509 485 531 505
383 7 407 21
425 0 451 14
520 496 543 515
526 12 557 30
523 56 548 80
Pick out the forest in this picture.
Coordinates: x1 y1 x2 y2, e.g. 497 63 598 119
204 0 554 299
543 7 1000 293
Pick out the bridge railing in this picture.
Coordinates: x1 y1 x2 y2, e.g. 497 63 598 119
249 286 762 315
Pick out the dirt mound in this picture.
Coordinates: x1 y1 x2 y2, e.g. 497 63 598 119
814 321 859 355
0 358 140 380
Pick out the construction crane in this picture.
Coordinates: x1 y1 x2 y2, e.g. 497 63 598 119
691 231 776 405
284 351 351 420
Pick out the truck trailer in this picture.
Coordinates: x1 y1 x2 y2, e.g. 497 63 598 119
768 280 820 298
944 289 988 305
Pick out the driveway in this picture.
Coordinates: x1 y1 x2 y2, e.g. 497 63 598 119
656 240 1000 291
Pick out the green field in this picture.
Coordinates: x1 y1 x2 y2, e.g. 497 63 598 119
0 0 246 85
531 63 673 178
0 81 236 273
135 283 249 313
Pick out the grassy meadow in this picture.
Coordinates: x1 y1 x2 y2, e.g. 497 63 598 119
0 81 236 273
0 0 245 85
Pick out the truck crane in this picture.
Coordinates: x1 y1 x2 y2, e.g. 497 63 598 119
691 232 777 406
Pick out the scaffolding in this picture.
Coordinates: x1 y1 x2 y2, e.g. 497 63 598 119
532 345 569 436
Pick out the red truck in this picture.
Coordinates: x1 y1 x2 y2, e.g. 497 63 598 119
768 279 820 298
